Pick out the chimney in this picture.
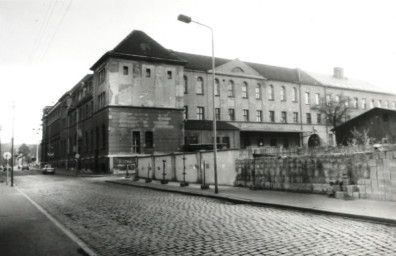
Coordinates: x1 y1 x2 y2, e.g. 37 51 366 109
333 67 344 79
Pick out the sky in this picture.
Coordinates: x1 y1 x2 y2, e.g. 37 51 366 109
1 0 396 144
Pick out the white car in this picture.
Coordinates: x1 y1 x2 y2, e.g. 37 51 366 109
42 164 55 174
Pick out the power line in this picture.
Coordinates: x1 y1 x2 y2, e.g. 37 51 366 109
39 0 73 64
28 0 58 65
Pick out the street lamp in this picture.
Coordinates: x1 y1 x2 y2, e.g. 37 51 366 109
33 127 42 166
178 14 218 194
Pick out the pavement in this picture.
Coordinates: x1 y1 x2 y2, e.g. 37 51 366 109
0 178 95 256
106 176 396 225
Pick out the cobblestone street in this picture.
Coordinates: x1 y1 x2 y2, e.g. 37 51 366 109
15 175 396 256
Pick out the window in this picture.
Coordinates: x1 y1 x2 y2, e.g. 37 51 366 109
102 125 106 148
98 68 106 84
228 109 235 121
123 66 129 75
268 85 274 100
167 71 172 79
384 101 389 108
335 95 340 103
227 80 234 97
145 68 151 77
354 97 359 108
215 108 220 120
256 110 262 122
305 92 310 104
370 99 374 108
145 131 153 148
255 84 261 99
392 102 396 109
215 79 220 96
280 86 286 101
132 131 140 153
98 92 106 108
317 113 322 124
306 113 312 124
281 111 287 123
187 134 199 144
344 97 349 107
183 76 188 94
196 77 204 94
242 82 248 98
362 98 367 109
197 107 204 120
183 106 188 119
293 112 298 123
270 138 277 146
326 95 331 104
269 111 275 122
243 109 249 121
378 100 382 108
222 137 230 148
315 93 320 105
292 87 297 102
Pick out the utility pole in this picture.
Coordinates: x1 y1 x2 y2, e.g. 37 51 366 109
11 102 15 187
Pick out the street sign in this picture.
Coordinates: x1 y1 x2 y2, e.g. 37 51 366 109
3 152 11 160
75 154 80 159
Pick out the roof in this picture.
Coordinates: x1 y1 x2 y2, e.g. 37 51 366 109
184 120 239 131
335 107 396 130
90 30 185 70
301 70 394 95
173 51 320 85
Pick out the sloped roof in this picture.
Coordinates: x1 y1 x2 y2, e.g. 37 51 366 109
301 70 394 95
90 30 185 70
172 51 320 85
335 107 396 130
185 120 239 130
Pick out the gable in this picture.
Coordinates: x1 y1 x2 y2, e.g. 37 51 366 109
212 59 266 79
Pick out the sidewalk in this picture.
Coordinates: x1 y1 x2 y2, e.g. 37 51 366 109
107 177 396 225
0 183 94 256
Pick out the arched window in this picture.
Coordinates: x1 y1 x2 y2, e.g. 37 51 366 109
292 87 297 102
280 86 286 101
255 84 261 99
242 82 248 98
215 79 220 96
196 77 204 94
268 84 274 100
183 76 188 94
227 80 234 97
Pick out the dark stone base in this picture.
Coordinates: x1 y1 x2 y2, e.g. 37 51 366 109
161 180 168 184
180 182 189 187
201 184 210 190
133 176 139 181
145 178 152 183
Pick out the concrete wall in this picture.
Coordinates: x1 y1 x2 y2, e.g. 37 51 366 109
134 149 241 185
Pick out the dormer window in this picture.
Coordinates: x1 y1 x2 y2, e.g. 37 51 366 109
123 66 129 75
146 68 151 77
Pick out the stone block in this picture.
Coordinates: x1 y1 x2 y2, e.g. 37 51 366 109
353 192 360 199
359 192 367 199
378 180 385 190
377 170 384 180
346 185 356 197
357 185 366 193
335 191 345 199
370 167 377 180
365 185 372 194
282 183 290 190
342 178 350 186
368 159 377 167
357 179 365 185
383 171 391 181
364 179 371 185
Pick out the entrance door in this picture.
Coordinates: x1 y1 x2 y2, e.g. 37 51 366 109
308 134 321 147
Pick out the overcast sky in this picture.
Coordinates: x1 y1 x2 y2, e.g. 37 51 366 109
1 0 396 145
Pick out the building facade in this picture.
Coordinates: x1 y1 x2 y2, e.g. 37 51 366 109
41 30 396 173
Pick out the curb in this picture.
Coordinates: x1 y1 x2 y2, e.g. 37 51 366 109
106 180 396 226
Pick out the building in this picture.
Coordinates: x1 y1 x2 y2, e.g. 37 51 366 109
334 108 396 145
41 30 396 173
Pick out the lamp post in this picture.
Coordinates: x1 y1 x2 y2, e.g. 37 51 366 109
33 127 42 166
178 14 218 193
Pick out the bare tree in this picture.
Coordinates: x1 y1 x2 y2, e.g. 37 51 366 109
311 94 351 140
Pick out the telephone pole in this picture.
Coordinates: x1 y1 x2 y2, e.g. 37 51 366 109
11 102 15 187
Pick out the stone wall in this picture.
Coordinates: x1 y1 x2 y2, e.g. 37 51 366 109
235 150 396 201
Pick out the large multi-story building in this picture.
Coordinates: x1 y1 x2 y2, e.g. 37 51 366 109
41 30 396 173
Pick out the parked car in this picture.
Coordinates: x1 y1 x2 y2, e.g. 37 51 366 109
22 165 29 171
42 164 55 174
